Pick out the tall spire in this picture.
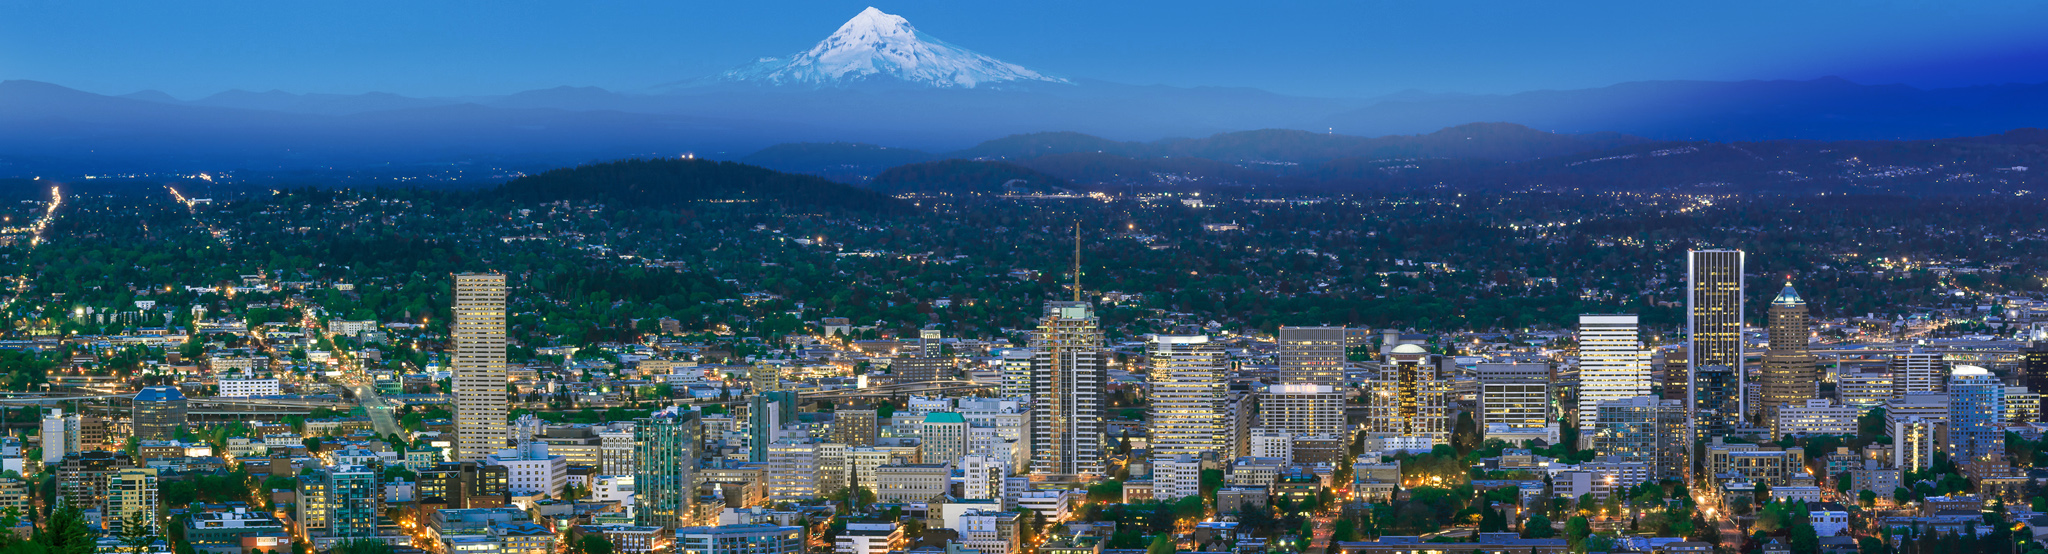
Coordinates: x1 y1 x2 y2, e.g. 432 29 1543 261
1072 222 1082 302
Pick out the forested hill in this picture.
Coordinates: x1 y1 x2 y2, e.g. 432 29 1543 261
866 160 1071 195
493 158 911 213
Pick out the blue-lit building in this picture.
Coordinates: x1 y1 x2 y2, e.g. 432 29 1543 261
133 386 187 440
1947 365 2005 464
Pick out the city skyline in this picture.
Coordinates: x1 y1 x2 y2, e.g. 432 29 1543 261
7 2 2048 553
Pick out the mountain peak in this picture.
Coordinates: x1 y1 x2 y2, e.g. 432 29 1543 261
720 7 1068 89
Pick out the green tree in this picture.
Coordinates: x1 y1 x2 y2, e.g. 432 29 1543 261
1146 534 1174 554
1524 515 1556 538
578 535 615 554
1451 411 1483 457
36 504 97 554
119 510 158 554
1564 516 1591 549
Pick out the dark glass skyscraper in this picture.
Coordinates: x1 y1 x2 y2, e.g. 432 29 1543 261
2024 342 2048 394
635 407 703 530
1687 249 1744 440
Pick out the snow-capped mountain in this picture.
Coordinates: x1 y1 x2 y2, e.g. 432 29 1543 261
721 7 1069 89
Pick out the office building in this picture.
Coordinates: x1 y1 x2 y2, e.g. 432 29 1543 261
418 461 510 510
1149 334 1226 459
453 272 510 462
960 455 1009 501
1774 399 1858 439
999 349 1034 401
1660 346 1689 402
1478 363 1552 430
919 328 944 357
1364 344 1450 451
1758 285 1818 418
1576 315 1649 430
487 442 568 498
1885 394 1948 471
838 522 906 554
2025 342 2048 395
1891 349 1948 399
1947 366 2005 465
582 524 666 554
1029 301 1107 478
892 356 953 383
1704 438 1805 486
751 363 781 394
1225 391 1254 459
831 407 879 447
599 422 637 476
218 378 282 398
955 510 1022 554
1261 385 1345 439
1278 326 1346 387
765 438 819 502
1592 396 1689 481
133 386 188 440
674 524 803 554
2005 386 2041 425
105 467 159 534
875 463 951 502
184 508 288 549
1687 249 1745 439
920 412 968 463
1153 453 1204 502
1837 368 1894 408
57 450 134 512
749 390 798 463
300 465 383 540
41 408 80 464
635 407 703 530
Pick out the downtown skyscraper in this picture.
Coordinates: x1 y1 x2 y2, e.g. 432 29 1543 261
1148 335 1226 459
635 407 703 530
1277 326 1346 386
1757 284 1818 419
1575 314 1649 431
1687 249 1745 440
1363 344 1450 452
1947 365 2006 465
452 273 510 462
1029 301 1107 478
1272 326 1349 444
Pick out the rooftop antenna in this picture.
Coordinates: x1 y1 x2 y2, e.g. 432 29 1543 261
1072 222 1082 302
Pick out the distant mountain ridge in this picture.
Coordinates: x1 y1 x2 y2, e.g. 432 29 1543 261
495 158 910 213
742 124 2048 195
1324 76 2048 141
742 123 1647 179
867 160 1070 194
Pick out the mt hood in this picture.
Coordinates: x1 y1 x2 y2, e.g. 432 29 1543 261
720 7 1068 89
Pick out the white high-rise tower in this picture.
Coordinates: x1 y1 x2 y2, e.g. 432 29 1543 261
1576 314 1649 430
453 273 510 462
1148 335 1225 458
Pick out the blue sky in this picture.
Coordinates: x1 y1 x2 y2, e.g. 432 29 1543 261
4 0 2047 99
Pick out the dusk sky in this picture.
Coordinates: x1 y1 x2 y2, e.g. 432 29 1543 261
6 0 2048 99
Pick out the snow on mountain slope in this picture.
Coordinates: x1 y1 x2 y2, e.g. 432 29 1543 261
721 7 1069 89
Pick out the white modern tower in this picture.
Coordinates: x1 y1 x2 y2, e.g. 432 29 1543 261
452 272 510 462
1577 314 1649 430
